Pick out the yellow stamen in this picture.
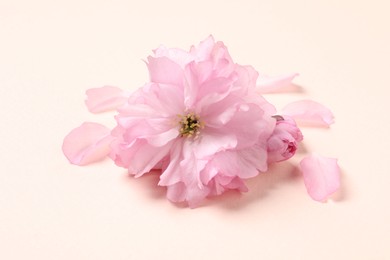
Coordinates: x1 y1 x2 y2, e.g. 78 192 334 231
179 112 203 138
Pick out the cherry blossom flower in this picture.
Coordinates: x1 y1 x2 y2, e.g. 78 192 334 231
107 36 277 206
62 36 340 207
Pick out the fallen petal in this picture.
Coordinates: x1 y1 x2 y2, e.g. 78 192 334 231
282 100 334 127
300 154 340 202
62 122 112 165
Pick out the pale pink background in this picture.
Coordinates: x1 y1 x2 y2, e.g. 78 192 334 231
1 0 389 259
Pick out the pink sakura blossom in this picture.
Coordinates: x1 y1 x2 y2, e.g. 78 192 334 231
62 36 340 207
108 36 276 207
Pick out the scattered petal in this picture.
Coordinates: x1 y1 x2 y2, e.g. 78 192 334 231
300 154 340 202
62 122 112 165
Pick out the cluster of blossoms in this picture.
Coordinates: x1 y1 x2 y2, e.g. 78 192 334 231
63 36 340 207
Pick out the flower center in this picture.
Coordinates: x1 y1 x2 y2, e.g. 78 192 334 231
179 113 204 138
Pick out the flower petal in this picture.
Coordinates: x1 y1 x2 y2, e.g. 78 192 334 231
190 35 215 62
201 143 268 184
222 103 271 149
62 122 112 165
159 141 183 186
166 182 187 203
160 140 208 187
147 56 184 86
117 117 178 147
211 175 249 194
166 182 210 208
153 45 194 68
257 73 299 93
85 86 129 113
112 138 173 177
300 154 340 202
282 100 334 127
193 129 237 159
118 83 185 118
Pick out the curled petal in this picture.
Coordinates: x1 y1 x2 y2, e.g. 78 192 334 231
85 86 129 113
166 182 187 203
282 100 334 127
147 56 184 86
190 35 215 62
200 143 268 185
153 45 194 68
166 182 210 208
300 154 340 202
256 73 299 93
62 122 112 165
159 141 183 186
210 175 249 195
124 140 173 177
193 130 237 159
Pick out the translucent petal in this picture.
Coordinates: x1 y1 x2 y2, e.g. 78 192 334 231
300 154 340 202
62 122 112 165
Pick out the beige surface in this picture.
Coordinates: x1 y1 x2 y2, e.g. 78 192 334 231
1 0 389 259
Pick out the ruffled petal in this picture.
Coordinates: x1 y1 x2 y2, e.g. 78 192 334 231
198 75 236 101
282 100 334 127
62 122 112 165
147 56 184 86
186 185 210 208
223 103 270 149
146 128 179 147
166 182 210 208
210 175 249 195
257 73 299 93
183 62 200 109
118 83 185 118
201 144 267 184
112 139 173 177
153 45 194 68
166 182 187 203
300 154 340 202
233 65 258 94
117 117 178 147
190 35 235 78
85 86 130 113
160 139 208 188
193 129 237 159
159 141 183 186
190 35 215 62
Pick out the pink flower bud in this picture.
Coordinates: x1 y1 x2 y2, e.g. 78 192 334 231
267 116 303 163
